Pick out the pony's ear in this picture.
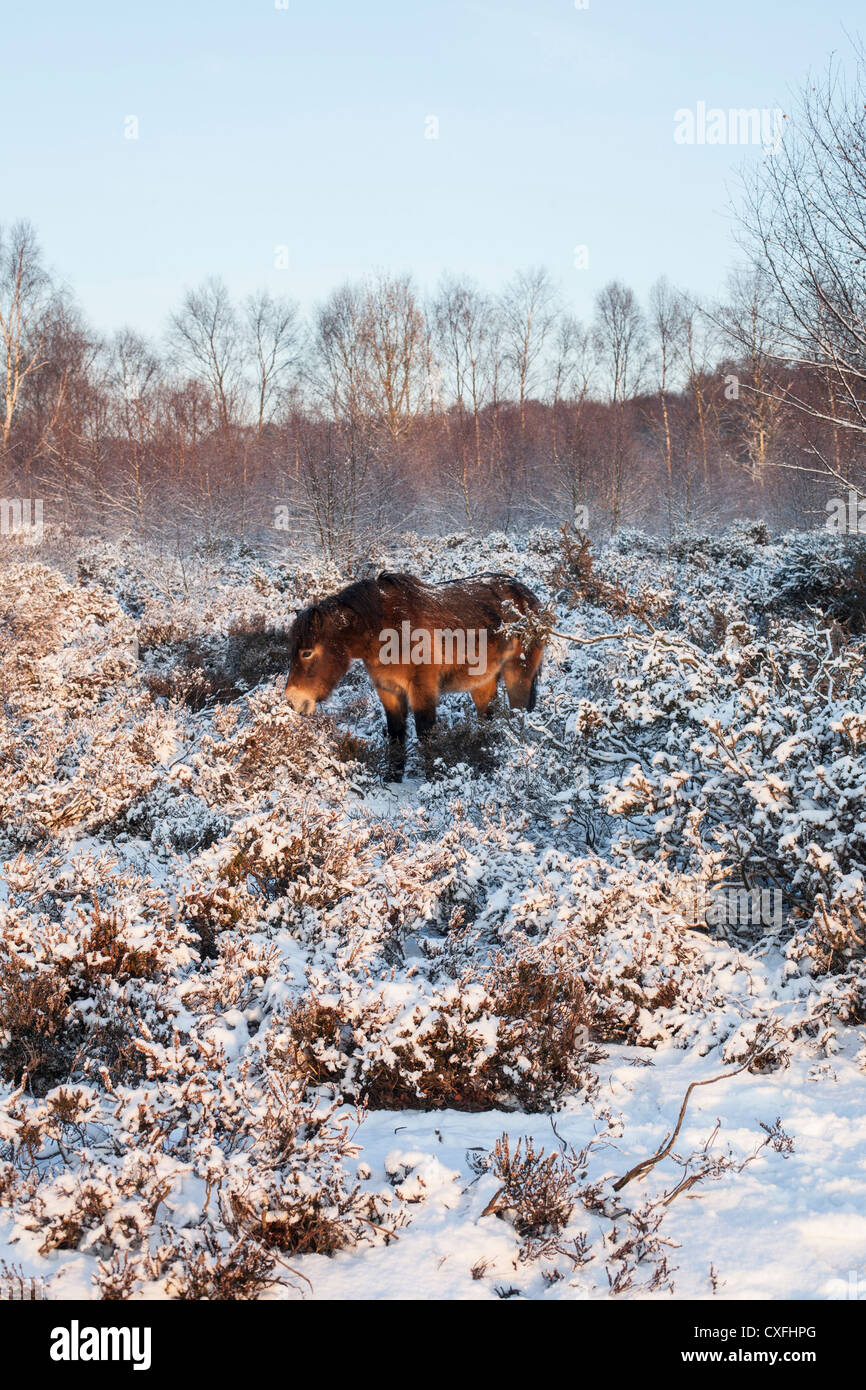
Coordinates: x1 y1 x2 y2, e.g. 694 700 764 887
290 606 323 644
301 606 323 635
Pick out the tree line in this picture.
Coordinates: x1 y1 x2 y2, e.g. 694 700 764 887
2 48 865 560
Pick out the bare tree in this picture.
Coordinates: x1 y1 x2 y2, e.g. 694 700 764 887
593 281 647 405
0 221 54 463
293 418 381 568
169 276 242 432
646 278 687 535
108 330 163 534
314 282 372 448
360 273 429 445
431 275 497 523
497 267 559 522
244 289 303 435
592 281 647 529
548 313 593 521
739 42 866 495
717 268 785 481
648 280 683 479
31 300 103 526
500 267 557 435
161 376 213 528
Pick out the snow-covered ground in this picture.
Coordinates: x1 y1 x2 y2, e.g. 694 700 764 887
284 1043 866 1301
1 522 865 1300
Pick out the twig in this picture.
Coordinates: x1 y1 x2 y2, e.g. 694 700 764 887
550 626 640 647
612 1049 762 1193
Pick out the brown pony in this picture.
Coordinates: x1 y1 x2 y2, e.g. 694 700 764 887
284 571 545 778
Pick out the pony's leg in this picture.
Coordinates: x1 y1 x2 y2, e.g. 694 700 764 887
376 687 408 781
412 699 438 741
409 673 439 743
503 648 543 710
470 675 499 719
411 693 439 780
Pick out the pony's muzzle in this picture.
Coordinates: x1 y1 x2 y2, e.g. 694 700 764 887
284 686 316 715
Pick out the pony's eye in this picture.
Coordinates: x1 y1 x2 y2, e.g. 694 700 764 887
299 649 314 661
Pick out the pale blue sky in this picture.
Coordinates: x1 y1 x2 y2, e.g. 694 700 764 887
1 0 861 336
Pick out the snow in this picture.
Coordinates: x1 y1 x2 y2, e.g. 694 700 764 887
1 522 866 1300
239 1041 866 1301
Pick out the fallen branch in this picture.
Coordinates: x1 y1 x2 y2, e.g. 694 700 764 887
612 1047 765 1193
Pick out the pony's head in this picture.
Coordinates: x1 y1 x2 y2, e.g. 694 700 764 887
283 605 353 714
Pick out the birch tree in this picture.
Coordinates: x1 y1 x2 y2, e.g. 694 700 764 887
0 221 54 457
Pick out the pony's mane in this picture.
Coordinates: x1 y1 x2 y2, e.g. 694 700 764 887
290 570 537 654
290 577 386 654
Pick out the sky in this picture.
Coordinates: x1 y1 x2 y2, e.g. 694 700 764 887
1 0 862 340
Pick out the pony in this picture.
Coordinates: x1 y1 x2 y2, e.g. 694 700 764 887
284 570 545 778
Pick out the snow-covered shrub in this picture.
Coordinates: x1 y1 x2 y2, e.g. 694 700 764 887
552 528 672 622
0 852 193 1091
2 524 865 1300
219 1085 397 1257
155 1234 286 1301
353 965 598 1113
481 1133 579 1240
600 614 866 985
0 566 182 848
758 532 866 629
264 951 601 1113
184 687 381 806
142 613 295 711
